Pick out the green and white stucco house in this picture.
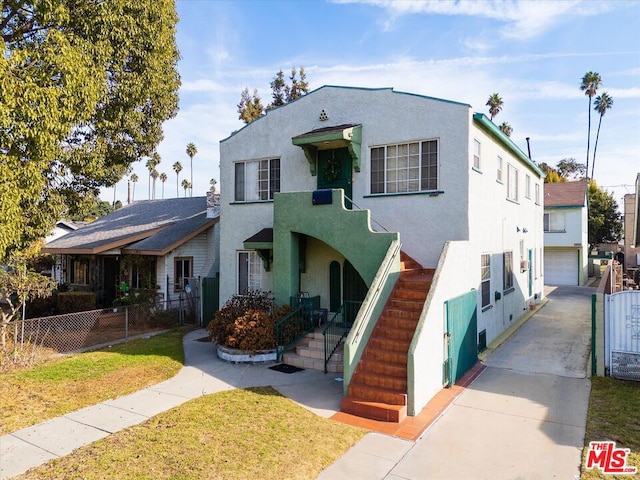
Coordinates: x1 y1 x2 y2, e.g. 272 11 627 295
219 86 545 422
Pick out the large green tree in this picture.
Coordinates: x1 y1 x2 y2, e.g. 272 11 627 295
588 181 622 248
0 1 180 260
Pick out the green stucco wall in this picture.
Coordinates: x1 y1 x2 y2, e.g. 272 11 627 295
273 189 398 304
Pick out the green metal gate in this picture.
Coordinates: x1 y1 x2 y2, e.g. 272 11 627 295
202 276 220 327
444 289 478 386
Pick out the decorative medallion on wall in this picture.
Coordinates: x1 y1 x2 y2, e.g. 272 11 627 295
319 109 329 121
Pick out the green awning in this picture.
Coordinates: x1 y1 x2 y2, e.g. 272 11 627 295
292 124 362 175
243 228 273 271
243 228 273 250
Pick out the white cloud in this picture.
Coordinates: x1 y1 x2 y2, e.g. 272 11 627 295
335 0 613 40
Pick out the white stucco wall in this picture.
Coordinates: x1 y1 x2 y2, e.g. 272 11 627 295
467 121 545 345
220 86 472 304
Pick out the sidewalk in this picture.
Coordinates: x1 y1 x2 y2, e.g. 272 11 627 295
0 330 344 479
2 286 593 479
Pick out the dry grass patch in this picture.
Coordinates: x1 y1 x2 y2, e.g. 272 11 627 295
581 376 640 479
16 386 367 480
0 329 186 434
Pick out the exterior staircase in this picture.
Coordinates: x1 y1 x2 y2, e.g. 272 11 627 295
281 330 343 373
340 252 433 422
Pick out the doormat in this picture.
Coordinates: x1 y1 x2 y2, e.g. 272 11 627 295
269 364 305 374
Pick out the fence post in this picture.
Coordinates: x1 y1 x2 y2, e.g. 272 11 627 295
125 306 129 340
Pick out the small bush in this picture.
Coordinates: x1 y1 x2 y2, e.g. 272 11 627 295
207 291 293 351
57 292 96 313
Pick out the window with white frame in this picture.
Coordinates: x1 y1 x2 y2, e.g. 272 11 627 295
473 139 481 170
503 251 514 291
543 212 566 232
525 174 531 199
535 183 540 205
238 251 262 294
234 158 280 201
507 163 519 201
370 140 438 194
481 254 491 308
174 257 192 292
496 156 503 182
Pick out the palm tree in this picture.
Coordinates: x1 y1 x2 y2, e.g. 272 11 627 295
145 157 155 199
173 161 183 197
591 92 613 179
181 179 191 197
186 143 197 197
130 173 139 201
486 93 503 121
159 172 168 199
150 169 159 199
580 71 602 178
499 122 513 137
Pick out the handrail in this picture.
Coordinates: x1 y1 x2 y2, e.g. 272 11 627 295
322 300 362 373
351 240 401 344
274 305 313 362
343 194 390 233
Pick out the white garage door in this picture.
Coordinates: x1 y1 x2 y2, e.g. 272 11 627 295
544 250 578 285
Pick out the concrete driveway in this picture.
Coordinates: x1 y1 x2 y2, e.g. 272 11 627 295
391 285 593 480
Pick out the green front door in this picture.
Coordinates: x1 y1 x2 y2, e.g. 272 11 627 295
317 148 352 208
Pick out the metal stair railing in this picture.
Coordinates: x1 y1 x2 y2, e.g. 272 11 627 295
322 300 362 373
275 305 314 362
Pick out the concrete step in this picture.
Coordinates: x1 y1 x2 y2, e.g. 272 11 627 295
281 351 343 373
351 371 407 391
347 382 407 405
341 396 407 423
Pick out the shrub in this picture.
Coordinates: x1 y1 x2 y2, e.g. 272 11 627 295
207 291 293 351
57 291 96 313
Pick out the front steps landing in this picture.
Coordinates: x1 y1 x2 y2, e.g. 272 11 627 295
281 331 343 373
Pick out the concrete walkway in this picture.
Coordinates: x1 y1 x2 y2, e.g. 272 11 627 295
1 285 594 479
319 285 594 479
1 332 344 479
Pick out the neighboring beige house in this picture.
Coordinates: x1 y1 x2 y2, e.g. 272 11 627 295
543 180 589 285
623 173 640 271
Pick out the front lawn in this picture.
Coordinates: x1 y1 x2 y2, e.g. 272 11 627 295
0 328 186 434
581 376 640 479
16 386 367 480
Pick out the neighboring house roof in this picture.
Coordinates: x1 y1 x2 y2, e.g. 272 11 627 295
42 197 219 256
544 180 588 208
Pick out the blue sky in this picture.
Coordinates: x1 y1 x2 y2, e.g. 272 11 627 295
109 0 640 209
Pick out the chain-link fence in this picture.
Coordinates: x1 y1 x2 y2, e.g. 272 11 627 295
1 297 199 370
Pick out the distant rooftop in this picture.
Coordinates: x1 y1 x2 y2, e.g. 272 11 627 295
544 180 588 208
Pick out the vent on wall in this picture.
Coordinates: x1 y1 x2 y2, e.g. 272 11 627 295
478 329 487 353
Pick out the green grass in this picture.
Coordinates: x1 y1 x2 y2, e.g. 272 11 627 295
16 387 367 480
0 328 187 434
581 376 640 479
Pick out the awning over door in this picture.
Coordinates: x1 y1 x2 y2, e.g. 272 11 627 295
292 123 362 175
243 228 273 271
